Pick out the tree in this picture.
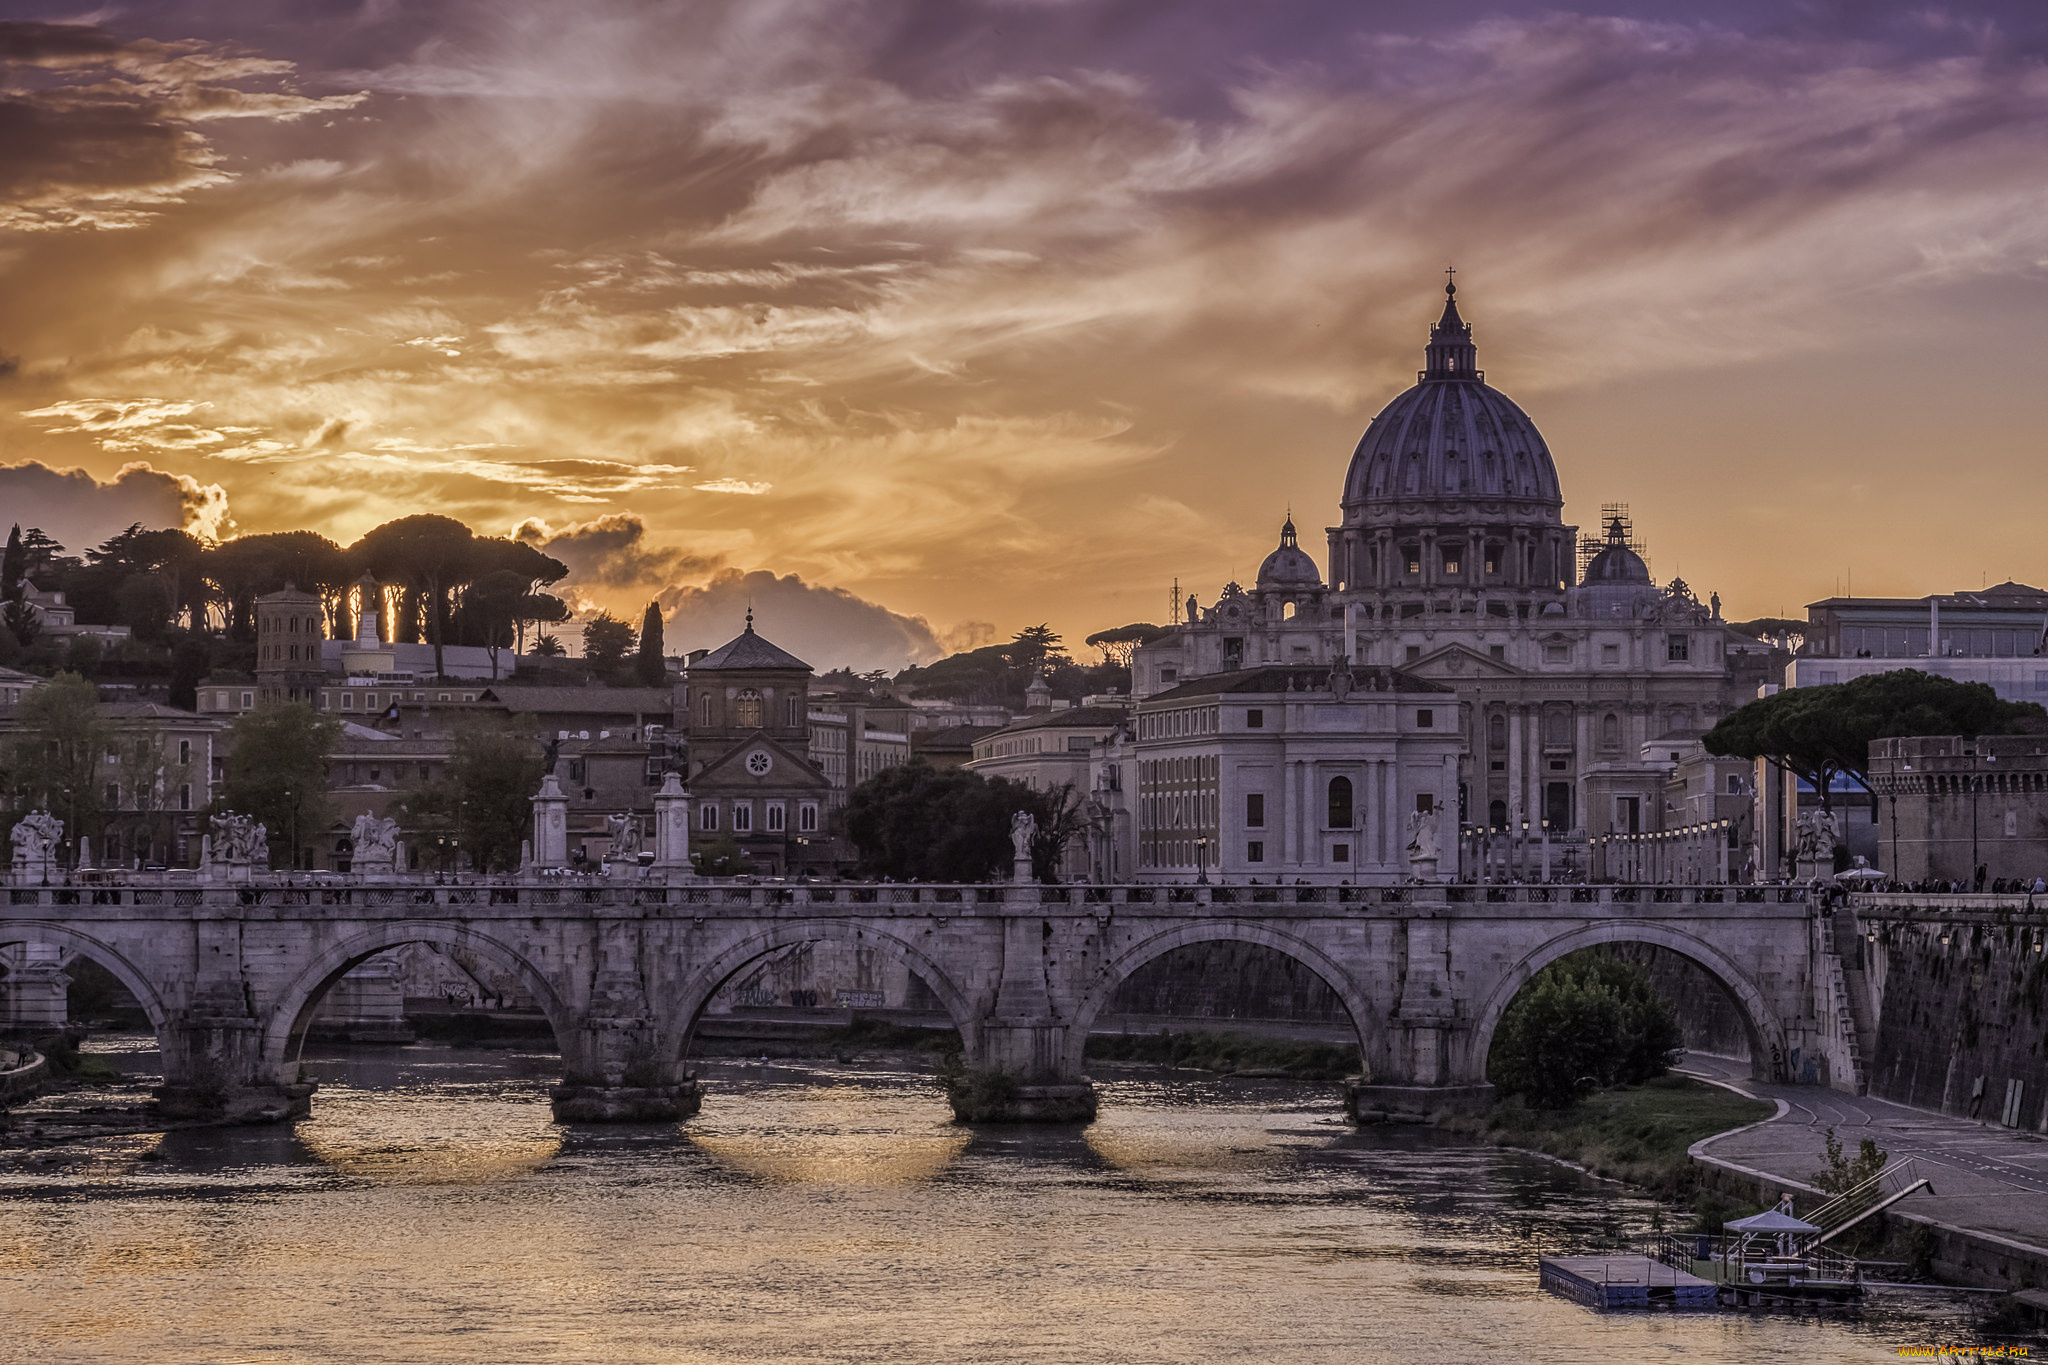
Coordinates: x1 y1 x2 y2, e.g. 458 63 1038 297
1008 623 1066 675
215 704 340 869
350 516 477 678
448 720 545 872
202 531 348 638
1705 669 2047 812
1084 622 1169 668
2 672 112 865
1487 949 1682 1108
843 762 1048 882
533 634 565 657
581 610 636 680
1813 1126 1887 1195
1 525 23 605
635 602 667 686
1022 782 1086 882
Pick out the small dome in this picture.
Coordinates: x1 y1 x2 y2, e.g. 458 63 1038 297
1257 516 1323 589
1582 515 1651 585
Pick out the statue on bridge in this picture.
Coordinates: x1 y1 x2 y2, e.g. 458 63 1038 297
604 813 643 861
10 809 62 879
349 813 400 873
1406 808 1442 880
1010 809 1037 882
1795 809 1841 872
209 812 269 870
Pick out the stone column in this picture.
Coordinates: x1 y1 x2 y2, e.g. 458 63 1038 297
1346 907 1492 1122
530 772 569 869
1506 705 1526 824
963 902 1095 1122
651 772 692 871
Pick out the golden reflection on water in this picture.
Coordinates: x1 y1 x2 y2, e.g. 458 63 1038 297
299 1091 562 1185
1084 1108 1296 1176
690 1082 968 1185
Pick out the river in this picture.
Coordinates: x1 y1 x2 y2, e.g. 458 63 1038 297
0 1035 2009 1362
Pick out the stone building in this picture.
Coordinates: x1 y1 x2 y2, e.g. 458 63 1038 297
1134 281 1764 874
1124 663 1461 883
681 615 833 875
1869 734 2048 884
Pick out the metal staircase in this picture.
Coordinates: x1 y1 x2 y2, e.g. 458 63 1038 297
1828 910 1881 1095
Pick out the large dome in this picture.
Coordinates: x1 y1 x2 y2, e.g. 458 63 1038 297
1340 283 1562 517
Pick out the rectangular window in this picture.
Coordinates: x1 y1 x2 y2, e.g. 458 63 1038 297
102 782 118 807
1489 645 1505 661
179 783 191 812
1666 633 1690 662
1543 644 1570 663
1405 645 1422 663
1816 670 1839 685
766 802 786 832
1245 708 1263 729
341 693 355 709
1246 840 1265 863
798 802 818 832
1727 774 1743 794
1332 843 1350 863
178 740 191 765
1415 793 1434 813
700 804 719 831
1417 709 1433 728
1601 643 1620 664
1159 667 1178 685
365 693 378 708
732 802 752 833
1246 793 1265 828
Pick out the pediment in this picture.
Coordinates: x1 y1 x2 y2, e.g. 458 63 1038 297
1402 642 1522 678
691 732 832 791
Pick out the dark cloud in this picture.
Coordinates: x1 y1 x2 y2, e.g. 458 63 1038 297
515 513 720 590
0 458 229 548
661 568 945 672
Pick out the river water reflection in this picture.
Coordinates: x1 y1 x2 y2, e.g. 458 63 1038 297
0 1039 2005 1362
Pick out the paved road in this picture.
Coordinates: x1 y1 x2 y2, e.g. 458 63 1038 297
1682 1053 2048 1252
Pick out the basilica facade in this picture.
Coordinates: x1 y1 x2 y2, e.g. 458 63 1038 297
1129 282 1777 879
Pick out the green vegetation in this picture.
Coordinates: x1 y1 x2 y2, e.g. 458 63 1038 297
1814 1125 1888 1194
1441 1074 1772 1200
634 601 667 686
938 1059 1021 1122
891 624 1127 709
396 718 547 873
1705 668 2047 817
1487 949 1682 1108
213 703 342 868
0 672 114 835
1083 1029 1359 1081
843 762 1083 882
580 609 637 680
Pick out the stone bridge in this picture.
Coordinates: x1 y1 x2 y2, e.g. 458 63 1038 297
0 877 1827 1123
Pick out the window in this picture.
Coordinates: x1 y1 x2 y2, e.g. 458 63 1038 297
1246 840 1265 863
732 803 752 833
1332 843 1350 863
104 782 119 807
1327 776 1353 828
1816 670 1839 685
366 692 379 708
1601 643 1620 665
239 692 253 707
733 688 763 727
1067 736 1090 752
179 784 192 812
1414 793 1434 813
1416 709 1434 728
341 693 355 709
105 743 119 762
1666 633 1690 662
766 802 786 832
1727 774 1744 795
178 740 191 765
1246 793 1265 828
1543 644 1569 663
1282 601 1296 620
1159 667 1178 685
1405 645 1422 663
1404 549 1421 575
700 804 719 831
1489 714 1506 749
1246 708 1263 729
1489 645 1505 661
1600 712 1620 749
798 802 819 833
786 695 800 727
1443 553 1461 575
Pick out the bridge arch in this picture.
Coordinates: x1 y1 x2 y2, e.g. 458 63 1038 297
1466 921 1786 1084
1064 920 1385 1079
0 922 170 1032
661 920 980 1059
260 921 573 1075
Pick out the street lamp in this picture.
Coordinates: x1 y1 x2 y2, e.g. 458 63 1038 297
1195 835 1210 885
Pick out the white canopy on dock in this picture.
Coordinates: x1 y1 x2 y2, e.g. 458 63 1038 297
1724 1210 1819 1234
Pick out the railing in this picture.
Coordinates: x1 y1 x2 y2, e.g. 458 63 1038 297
0 878 1809 914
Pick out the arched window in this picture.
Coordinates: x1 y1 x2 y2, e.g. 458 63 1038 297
1667 707 1689 733
1600 712 1620 749
700 693 713 727
1489 799 1507 831
1282 601 1296 620
1545 709 1571 746
1489 713 1507 750
1327 776 1353 829
735 689 764 728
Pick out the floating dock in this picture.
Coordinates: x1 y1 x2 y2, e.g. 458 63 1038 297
1539 1255 1718 1311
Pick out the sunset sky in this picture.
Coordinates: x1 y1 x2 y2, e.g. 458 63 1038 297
2 1 2046 669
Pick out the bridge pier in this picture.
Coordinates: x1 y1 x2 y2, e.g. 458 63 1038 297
964 1022 1097 1122
158 1016 314 1123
